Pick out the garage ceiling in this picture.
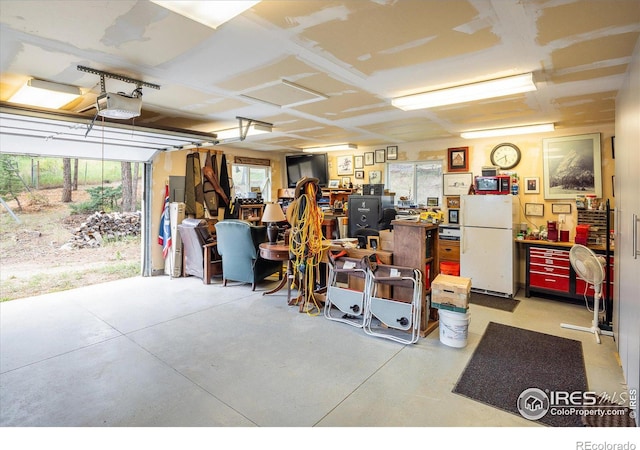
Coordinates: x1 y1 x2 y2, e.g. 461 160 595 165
0 0 639 156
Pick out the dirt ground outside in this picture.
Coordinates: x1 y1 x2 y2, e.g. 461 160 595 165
0 186 141 302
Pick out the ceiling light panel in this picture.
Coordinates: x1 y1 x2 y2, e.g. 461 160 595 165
392 73 537 110
303 143 357 153
151 1 260 29
9 79 81 109
460 123 555 139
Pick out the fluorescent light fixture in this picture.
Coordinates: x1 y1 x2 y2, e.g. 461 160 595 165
392 73 536 110
151 1 261 29
214 122 272 141
460 123 555 139
303 143 358 153
9 79 81 109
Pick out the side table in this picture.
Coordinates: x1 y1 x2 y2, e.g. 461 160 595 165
258 242 292 304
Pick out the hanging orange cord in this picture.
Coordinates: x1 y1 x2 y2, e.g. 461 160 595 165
288 180 331 315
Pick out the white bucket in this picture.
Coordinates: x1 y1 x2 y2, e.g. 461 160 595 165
439 309 470 348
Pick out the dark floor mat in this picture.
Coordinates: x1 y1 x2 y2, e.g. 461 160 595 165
470 292 519 312
453 322 587 427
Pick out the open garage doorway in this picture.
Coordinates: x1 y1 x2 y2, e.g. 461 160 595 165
0 106 218 302
0 156 143 301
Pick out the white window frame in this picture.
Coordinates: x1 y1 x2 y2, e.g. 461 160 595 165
231 163 272 201
386 160 444 207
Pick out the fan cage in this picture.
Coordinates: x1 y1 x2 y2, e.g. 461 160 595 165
569 244 605 285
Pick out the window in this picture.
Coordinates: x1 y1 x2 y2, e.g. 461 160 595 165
232 164 271 200
387 160 444 207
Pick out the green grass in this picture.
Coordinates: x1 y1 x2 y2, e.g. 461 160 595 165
0 261 140 302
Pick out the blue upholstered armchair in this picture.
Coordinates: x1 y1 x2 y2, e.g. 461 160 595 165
214 220 283 290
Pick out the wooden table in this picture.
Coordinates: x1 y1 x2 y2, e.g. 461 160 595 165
258 242 292 303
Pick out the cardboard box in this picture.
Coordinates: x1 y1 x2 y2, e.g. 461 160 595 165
379 229 394 252
431 274 471 312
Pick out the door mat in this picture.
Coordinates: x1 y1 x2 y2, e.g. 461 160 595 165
453 322 587 427
581 396 637 427
470 292 519 312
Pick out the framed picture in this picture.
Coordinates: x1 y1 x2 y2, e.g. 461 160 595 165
448 209 459 224
365 152 375 166
525 203 544 217
551 203 572 214
446 197 460 208
355 170 364 180
375 148 386 163
543 133 602 199
354 155 364 169
386 145 398 160
341 177 351 187
427 197 439 207
524 177 540 194
328 179 339 189
447 147 469 172
367 236 379 250
369 170 382 184
336 155 353 176
443 172 473 196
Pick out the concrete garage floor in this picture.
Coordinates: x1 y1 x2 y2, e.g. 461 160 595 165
0 274 630 440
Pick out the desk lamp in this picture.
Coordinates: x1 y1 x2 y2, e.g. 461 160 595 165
262 202 286 244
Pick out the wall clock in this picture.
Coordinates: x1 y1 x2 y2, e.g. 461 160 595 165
490 143 521 170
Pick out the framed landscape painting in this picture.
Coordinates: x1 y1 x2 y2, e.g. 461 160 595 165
542 133 602 199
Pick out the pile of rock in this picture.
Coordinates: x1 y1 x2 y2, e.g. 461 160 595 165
64 211 141 249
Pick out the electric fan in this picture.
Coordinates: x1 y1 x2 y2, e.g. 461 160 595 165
561 244 606 344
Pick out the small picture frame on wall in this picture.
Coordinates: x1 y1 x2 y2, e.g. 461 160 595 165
446 197 460 208
551 203 572 214
369 170 382 184
336 155 353 176
355 170 364 180
386 145 398 160
365 152 375 166
375 148 386 163
525 203 544 217
354 155 364 169
341 177 351 187
448 209 459 224
524 177 540 194
447 147 469 172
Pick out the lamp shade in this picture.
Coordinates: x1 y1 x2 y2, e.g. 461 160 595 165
262 202 286 223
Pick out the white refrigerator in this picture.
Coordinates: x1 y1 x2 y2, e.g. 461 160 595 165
460 195 519 297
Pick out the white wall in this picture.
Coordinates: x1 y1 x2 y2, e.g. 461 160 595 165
614 35 640 425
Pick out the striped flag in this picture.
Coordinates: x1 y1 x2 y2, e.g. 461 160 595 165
158 184 172 258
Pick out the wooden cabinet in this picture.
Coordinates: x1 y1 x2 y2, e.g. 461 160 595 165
438 239 460 263
391 220 439 337
239 204 264 224
321 188 353 207
522 241 614 303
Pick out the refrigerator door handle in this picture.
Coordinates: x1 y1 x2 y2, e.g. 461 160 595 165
461 227 466 254
633 213 639 260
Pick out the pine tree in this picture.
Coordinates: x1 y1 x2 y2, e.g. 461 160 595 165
0 155 28 210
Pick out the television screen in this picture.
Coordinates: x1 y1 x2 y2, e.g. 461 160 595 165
285 153 329 188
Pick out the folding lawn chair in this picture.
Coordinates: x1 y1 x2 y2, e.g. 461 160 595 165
363 262 423 344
